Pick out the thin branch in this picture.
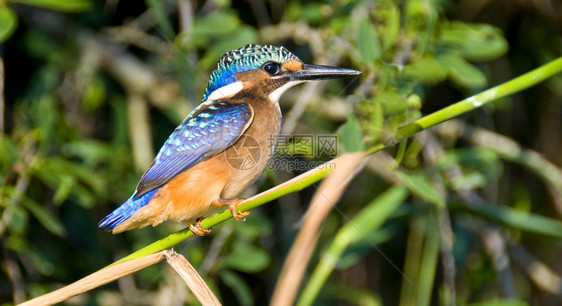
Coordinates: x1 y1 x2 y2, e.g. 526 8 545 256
397 57 562 138
165 251 221 305
19 252 167 306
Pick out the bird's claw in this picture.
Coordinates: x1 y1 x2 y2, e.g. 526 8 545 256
213 198 250 222
189 218 211 236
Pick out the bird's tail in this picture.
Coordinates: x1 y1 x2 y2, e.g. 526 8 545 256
99 189 158 231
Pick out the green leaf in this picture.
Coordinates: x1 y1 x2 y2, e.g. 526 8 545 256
437 54 487 88
337 111 365 153
145 0 174 37
219 243 271 273
357 17 381 64
437 147 502 190
298 187 408 305
232 210 272 240
82 74 106 112
21 197 66 236
417 215 439 306
0 6 18 43
439 22 508 61
382 3 400 48
211 26 258 61
0 135 20 173
219 270 253 306
396 170 445 208
402 57 447 83
373 90 407 116
187 11 241 46
13 0 92 12
52 175 76 205
338 225 396 269
8 205 28 234
343 186 409 244
462 203 562 238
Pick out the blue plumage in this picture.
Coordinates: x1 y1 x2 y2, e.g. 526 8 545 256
99 189 158 230
99 101 253 230
203 44 299 101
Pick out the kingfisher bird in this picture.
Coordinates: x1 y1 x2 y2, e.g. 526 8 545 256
99 44 360 235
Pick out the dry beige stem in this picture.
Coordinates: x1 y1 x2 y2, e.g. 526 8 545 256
510 245 562 295
19 250 222 306
19 252 167 306
127 93 155 171
271 152 368 306
164 251 221 305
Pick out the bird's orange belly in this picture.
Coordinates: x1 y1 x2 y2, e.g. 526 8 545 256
114 154 234 232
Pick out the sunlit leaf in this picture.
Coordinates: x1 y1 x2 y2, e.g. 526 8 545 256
396 170 445 208
462 203 562 238
13 0 92 12
439 22 508 61
437 54 487 88
0 6 17 43
402 57 447 83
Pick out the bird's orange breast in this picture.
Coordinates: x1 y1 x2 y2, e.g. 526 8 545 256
112 154 233 232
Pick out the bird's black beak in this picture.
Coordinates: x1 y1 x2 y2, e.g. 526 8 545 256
290 64 361 81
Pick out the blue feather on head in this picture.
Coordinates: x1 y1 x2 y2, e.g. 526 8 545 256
202 44 300 101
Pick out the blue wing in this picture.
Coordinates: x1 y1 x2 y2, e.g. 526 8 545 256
134 100 254 198
99 100 253 231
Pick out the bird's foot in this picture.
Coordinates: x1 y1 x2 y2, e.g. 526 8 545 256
212 198 250 222
189 217 211 236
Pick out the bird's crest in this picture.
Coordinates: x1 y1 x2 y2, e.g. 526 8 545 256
203 44 301 101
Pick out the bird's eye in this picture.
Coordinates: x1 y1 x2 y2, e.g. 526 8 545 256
262 62 281 75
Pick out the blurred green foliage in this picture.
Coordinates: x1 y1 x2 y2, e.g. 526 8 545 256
1 0 562 305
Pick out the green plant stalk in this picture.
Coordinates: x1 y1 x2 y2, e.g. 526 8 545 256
116 56 562 264
297 186 409 306
400 216 425 306
396 56 562 138
116 164 334 263
416 214 440 306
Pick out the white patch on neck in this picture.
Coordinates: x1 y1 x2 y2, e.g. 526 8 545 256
268 81 303 104
207 81 244 101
